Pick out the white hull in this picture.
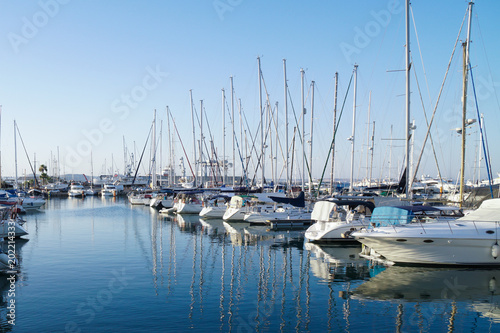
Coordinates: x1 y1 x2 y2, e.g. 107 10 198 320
199 206 226 219
223 207 246 221
128 197 150 205
176 202 203 214
21 198 46 209
305 219 368 242
0 221 28 238
244 210 311 224
355 223 500 266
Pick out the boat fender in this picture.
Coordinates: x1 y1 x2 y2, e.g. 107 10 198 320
489 277 497 293
492 242 500 259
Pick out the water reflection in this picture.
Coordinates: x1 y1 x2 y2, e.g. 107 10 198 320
305 243 371 282
353 266 500 325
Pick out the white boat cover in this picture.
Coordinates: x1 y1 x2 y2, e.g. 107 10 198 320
311 201 336 221
458 198 500 222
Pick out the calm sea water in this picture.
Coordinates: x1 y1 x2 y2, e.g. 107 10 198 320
3 197 500 332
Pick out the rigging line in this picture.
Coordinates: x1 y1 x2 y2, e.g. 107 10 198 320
410 4 433 106
316 71 354 197
411 56 444 184
228 98 257 177
14 122 39 188
228 99 255 185
197 105 220 184
226 101 249 186
469 62 494 198
286 86 314 190
132 122 153 186
168 111 196 181
202 106 224 185
474 10 500 112
411 6 468 186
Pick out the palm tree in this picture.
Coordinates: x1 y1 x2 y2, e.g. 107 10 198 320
39 164 49 185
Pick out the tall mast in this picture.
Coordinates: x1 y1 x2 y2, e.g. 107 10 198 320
349 65 358 193
151 109 157 189
330 72 338 194
123 136 127 175
189 89 196 186
238 98 243 185
283 59 289 192
230 76 235 186
0 106 2 188
309 81 315 196
459 2 473 207
221 88 226 185
366 91 371 184
258 57 264 187
275 102 279 189
369 121 375 185
14 120 18 190
200 100 204 187
300 68 305 192
166 106 174 186
404 0 411 199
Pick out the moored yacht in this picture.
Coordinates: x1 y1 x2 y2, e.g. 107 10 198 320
351 199 500 266
305 199 375 242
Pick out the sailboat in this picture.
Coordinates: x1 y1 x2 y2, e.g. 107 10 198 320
84 152 98 196
352 2 500 266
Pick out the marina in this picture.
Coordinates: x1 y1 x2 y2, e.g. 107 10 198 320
1 196 499 332
1 1 500 331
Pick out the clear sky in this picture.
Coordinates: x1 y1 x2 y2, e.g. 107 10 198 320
1 0 499 184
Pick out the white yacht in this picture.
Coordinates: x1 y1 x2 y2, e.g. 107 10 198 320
173 191 203 214
101 184 123 197
0 206 28 238
305 199 375 242
350 200 500 266
199 195 231 219
68 183 85 197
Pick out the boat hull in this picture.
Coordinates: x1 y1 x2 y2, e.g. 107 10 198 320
354 221 500 266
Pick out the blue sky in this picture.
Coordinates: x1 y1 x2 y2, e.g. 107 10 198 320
1 0 499 184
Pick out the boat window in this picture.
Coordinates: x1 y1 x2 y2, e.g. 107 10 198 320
486 230 495 234
423 240 434 243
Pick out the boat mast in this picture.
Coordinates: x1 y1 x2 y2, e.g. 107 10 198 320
309 81 315 197
14 120 18 190
330 72 338 194
404 0 411 199
459 2 473 207
369 121 375 186
349 64 358 193
221 88 226 185
152 109 157 189
258 57 264 188
366 91 371 185
0 106 2 188
190 89 196 187
200 100 204 187
283 59 289 193
300 68 305 192
230 76 235 187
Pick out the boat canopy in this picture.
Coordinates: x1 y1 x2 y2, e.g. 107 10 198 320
458 198 500 222
370 205 440 227
311 199 375 221
268 191 305 208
